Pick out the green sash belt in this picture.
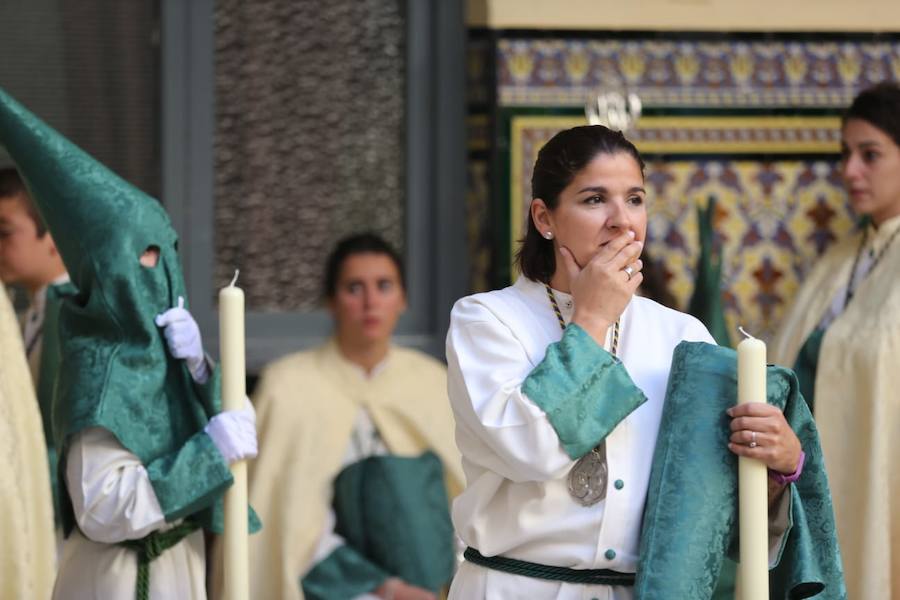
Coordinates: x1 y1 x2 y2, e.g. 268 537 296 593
118 520 200 600
463 548 636 586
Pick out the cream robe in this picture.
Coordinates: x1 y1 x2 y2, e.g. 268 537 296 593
446 277 714 600
0 287 56 600
771 214 900 599
231 340 464 600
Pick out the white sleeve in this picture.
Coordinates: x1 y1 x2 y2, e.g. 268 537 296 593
446 302 574 483
66 427 167 543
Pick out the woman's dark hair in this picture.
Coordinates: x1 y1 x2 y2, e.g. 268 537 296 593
515 125 646 283
844 82 900 147
323 232 405 299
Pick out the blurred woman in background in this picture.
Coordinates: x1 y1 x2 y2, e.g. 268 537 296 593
772 82 900 598
240 233 463 600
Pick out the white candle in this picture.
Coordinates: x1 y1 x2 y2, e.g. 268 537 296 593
219 271 249 600
737 329 769 600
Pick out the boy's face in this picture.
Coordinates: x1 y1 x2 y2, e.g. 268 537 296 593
0 194 56 286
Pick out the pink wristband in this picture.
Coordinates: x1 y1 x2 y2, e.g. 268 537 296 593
768 450 805 485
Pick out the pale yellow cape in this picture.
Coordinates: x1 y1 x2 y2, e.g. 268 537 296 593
213 339 463 600
771 217 900 599
0 288 56 599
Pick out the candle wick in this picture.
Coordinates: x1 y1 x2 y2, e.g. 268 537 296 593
230 269 240 288
738 326 755 340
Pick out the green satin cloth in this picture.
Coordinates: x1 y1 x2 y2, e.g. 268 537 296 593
522 324 647 459
302 544 389 600
793 328 825 414
302 451 455 597
635 341 845 599
0 87 258 537
36 280 77 525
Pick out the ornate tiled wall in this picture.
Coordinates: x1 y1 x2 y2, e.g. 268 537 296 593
496 39 898 108
468 34 900 341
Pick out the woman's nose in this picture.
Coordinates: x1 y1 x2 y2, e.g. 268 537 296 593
607 201 631 230
842 154 862 181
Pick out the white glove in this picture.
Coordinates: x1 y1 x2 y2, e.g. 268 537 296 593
155 296 209 383
204 399 258 464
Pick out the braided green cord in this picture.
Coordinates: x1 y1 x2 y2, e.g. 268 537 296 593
464 547 635 585
119 521 200 600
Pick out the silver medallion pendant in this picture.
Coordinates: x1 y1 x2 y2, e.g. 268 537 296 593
567 443 608 506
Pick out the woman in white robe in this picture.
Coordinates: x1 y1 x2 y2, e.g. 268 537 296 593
446 125 805 600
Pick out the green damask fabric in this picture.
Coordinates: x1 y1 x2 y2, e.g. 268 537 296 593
322 451 455 593
301 544 390 600
0 86 258 536
793 328 825 414
36 280 77 525
635 341 845 599
522 323 647 460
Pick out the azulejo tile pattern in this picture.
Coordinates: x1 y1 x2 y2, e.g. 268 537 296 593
497 39 900 108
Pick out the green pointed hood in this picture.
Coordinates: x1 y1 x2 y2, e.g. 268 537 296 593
0 86 236 535
0 86 182 308
688 195 732 347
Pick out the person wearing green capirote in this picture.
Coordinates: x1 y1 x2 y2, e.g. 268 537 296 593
446 125 805 599
0 167 75 539
0 87 260 600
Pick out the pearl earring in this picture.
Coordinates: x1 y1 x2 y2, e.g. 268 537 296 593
543 231 553 240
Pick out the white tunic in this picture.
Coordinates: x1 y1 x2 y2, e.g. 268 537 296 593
52 428 207 600
446 277 713 600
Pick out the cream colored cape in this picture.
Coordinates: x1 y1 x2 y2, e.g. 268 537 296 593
0 288 56 599
771 219 900 599
214 339 463 600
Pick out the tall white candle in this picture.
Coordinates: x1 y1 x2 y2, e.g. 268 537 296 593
737 329 769 600
219 271 249 600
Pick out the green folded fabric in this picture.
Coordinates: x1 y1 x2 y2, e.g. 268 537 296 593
330 451 455 593
301 544 390 600
635 341 845 599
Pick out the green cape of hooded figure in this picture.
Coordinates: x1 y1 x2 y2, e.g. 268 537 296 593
0 86 259 536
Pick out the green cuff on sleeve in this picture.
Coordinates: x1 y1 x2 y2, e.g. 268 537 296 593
301 544 390 600
522 323 647 459
146 430 233 522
